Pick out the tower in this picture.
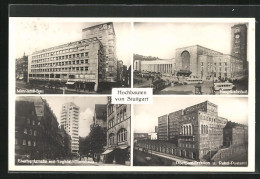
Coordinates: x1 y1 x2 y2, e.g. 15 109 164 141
82 22 118 82
231 24 248 71
60 102 80 153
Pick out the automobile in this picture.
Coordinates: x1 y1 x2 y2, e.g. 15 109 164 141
214 82 235 91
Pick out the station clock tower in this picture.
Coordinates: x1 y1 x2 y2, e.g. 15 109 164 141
231 24 248 71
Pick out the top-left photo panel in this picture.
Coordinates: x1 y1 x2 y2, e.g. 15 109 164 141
10 18 132 94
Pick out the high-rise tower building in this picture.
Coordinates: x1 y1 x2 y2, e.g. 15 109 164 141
60 102 80 153
231 24 248 71
82 22 118 82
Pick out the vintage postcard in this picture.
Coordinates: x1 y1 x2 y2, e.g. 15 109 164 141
9 18 255 172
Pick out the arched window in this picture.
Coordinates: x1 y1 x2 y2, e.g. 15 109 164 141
189 125 191 135
109 133 114 145
117 128 127 142
181 51 190 70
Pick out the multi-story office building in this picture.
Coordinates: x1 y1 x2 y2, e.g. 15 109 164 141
158 114 168 141
28 22 123 92
91 104 107 129
137 101 232 161
102 97 131 165
82 22 118 83
28 37 105 92
60 102 80 153
15 97 69 161
168 110 183 141
16 53 28 82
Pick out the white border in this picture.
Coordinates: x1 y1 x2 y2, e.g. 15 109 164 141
9 17 255 172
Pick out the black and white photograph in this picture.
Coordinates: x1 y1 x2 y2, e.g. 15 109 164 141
11 19 132 94
14 96 131 166
133 22 249 95
134 97 248 166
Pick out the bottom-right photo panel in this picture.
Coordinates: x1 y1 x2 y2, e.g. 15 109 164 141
133 97 248 167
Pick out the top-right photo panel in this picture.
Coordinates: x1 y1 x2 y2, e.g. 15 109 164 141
133 21 252 95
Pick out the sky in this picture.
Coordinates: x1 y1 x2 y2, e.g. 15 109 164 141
11 18 132 67
134 22 244 59
42 96 107 137
134 97 248 133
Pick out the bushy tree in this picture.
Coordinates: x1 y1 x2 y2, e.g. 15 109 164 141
88 126 107 156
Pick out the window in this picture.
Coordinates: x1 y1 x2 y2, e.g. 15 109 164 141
15 138 18 145
117 128 127 142
109 133 114 145
85 67 88 71
28 140 31 146
22 139 26 145
24 128 27 134
117 114 120 123
34 130 37 136
32 121 35 125
123 108 127 119
120 111 123 121
27 118 30 125
29 129 32 135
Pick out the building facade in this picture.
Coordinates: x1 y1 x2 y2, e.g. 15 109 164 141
134 133 149 141
140 59 173 74
134 23 247 80
102 97 131 165
60 102 80 153
137 101 233 161
15 97 70 161
28 22 124 92
28 37 105 92
82 22 118 82
223 121 248 147
158 114 168 141
16 53 28 82
91 104 107 129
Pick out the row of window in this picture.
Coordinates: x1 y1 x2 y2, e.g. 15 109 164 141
139 143 196 159
32 46 90 60
26 118 40 126
16 138 37 147
179 142 195 148
108 128 127 145
201 62 228 67
24 128 37 136
31 59 89 68
108 108 127 128
31 66 89 73
180 125 194 135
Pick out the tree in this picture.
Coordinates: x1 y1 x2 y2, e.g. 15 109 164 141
88 126 107 157
79 136 91 156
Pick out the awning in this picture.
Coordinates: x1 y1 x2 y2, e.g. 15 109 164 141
66 81 75 85
117 145 129 150
102 149 113 155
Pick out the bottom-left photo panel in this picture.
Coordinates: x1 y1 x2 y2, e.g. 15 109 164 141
14 96 131 166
